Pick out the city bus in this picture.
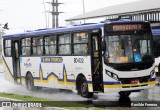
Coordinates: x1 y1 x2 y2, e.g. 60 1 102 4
152 28 160 73
2 20 156 98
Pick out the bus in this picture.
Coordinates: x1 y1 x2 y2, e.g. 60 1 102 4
2 20 156 98
152 28 160 73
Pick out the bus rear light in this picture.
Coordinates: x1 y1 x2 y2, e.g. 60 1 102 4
105 70 119 81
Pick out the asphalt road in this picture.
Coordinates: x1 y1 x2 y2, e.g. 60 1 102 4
0 66 160 109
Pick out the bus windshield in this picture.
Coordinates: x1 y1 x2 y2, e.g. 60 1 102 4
104 33 152 64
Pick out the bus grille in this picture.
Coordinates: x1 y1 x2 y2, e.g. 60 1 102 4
119 75 150 84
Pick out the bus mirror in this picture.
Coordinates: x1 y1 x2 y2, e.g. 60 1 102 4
101 40 106 51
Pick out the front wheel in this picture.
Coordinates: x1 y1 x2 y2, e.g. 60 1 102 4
119 91 131 97
78 77 93 98
158 64 160 75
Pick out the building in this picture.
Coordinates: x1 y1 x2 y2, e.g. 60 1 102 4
66 0 160 28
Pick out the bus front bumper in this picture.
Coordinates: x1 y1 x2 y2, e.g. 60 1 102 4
103 80 156 93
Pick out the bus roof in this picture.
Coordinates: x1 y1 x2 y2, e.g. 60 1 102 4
2 23 105 39
152 29 160 36
2 20 148 39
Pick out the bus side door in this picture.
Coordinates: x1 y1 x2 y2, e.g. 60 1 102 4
90 30 103 92
12 40 21 84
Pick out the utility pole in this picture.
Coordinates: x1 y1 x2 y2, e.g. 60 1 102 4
47 0 63 28
82 0 85 23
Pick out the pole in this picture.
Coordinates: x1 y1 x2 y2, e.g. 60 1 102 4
82 0 85 23
47 0 63 28
52 0 55 28
56 0 59 28
42 0 48 28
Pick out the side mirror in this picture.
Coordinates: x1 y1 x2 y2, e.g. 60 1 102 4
101 40 106 51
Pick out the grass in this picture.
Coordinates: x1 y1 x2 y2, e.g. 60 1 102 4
0 92 50 101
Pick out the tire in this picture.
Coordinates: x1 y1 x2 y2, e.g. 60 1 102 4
119 91 131 97
158 64 160 75
26 74 34 91
79 77 93 98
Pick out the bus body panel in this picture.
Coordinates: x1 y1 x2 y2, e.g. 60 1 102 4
155 58 160 72
2 56 14 83
152 29 160 72
102 62 156 92
20 56 93 91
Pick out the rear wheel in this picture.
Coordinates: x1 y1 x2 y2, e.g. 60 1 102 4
119 91 131 97
78 77 93 98
26 73 34 91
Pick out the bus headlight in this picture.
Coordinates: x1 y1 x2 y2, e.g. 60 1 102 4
150 69 155 78
106 70 119 81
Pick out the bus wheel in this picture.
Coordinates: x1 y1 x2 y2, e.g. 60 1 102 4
158 64 160 75
26 74 34 91
119 91 131 97
79 77 93 98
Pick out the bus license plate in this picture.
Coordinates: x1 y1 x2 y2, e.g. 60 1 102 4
131 79 139 84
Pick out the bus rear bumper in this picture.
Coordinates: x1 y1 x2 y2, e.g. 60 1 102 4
103 81 156 93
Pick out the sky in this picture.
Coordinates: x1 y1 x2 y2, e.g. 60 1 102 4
0 0 139 34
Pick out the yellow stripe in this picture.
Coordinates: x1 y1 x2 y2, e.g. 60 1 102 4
34 65 76 85
88 84 93 87
104 81 156 88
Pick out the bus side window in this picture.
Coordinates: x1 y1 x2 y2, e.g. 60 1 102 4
73 32 88 55
44 37 50 55
44 35 57 55
21 38 31 56
37 38 43 55
58 33 71 55
32 37 43 55
32 38 37 55
4 40 11 56
50 36 57 55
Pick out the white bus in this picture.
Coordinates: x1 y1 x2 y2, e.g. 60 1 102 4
2 21 156 98
152 28 160 73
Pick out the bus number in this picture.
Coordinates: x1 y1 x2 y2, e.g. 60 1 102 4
74 58 84 63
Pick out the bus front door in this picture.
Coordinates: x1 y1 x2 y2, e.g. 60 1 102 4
91 32 104 92
12 40 21 84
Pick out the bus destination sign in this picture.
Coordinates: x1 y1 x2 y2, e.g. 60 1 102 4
112 24 142 31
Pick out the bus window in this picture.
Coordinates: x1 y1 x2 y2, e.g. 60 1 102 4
73 32 88 55
44 35 57 55
4 40 11 56
32 37 43 55
58 34 71 55
21 38 31 56
44 37 50 55
50 36 57 55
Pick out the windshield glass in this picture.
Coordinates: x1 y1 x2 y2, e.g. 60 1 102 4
104 34 152 64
